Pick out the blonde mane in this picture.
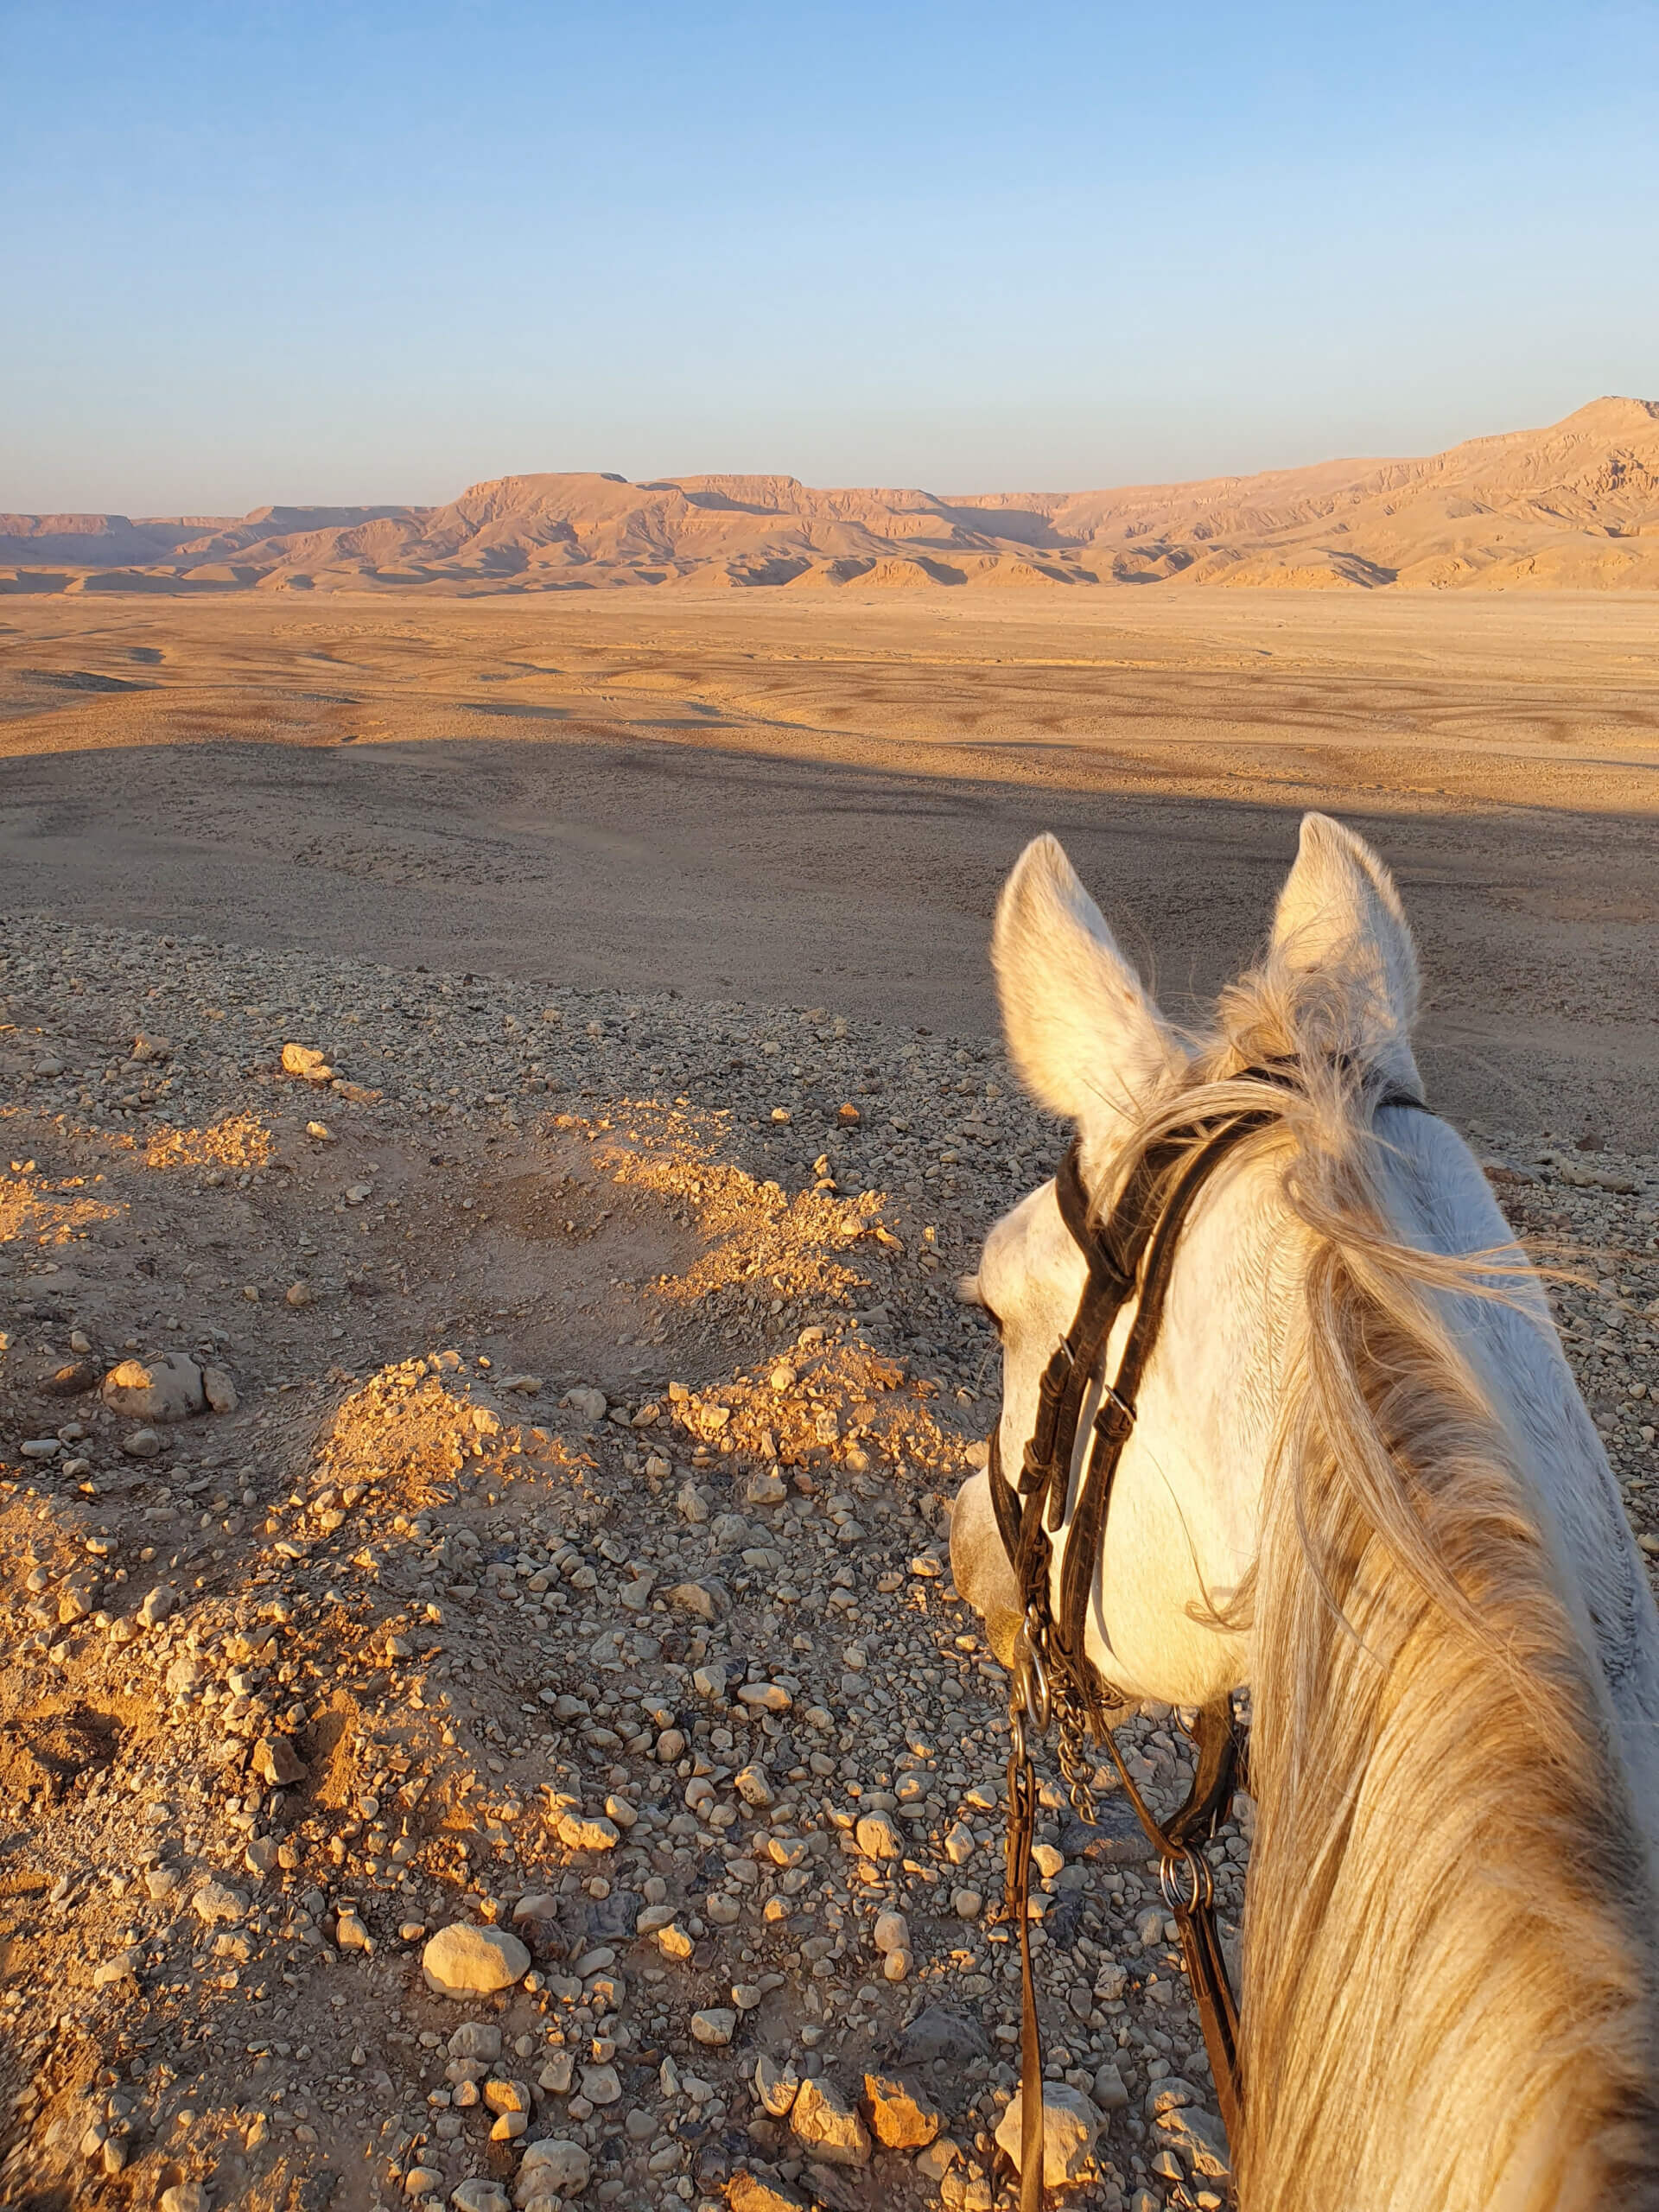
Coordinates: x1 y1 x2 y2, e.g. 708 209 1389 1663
1125 967 1659 2212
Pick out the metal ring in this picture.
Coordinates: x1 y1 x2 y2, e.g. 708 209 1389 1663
1012 1605 1051 1732
1160 1847 1210 1916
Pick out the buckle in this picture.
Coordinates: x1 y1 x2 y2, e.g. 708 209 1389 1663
1092 1386 1135 1445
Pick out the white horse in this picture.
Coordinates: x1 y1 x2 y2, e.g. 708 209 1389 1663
951 816 1659 2212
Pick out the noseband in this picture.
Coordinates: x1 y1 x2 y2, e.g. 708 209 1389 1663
987 1065 1429 2205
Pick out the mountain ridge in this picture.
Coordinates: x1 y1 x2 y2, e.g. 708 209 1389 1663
4 397 1657 596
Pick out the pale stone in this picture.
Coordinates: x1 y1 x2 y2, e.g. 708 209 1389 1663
790 2075 872 2166
422 1923 530 1999
854 1812 902 1859
995 2082 1100 2187
449 2022 503 2060
862 2069 942 2150
102 1352 204 1422
872 1910 909 1955
690 2006 736 2046
514 2139 590 2201
753 2051 800 2116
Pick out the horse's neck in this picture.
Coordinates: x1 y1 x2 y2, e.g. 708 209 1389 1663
1236 1125 1659 2212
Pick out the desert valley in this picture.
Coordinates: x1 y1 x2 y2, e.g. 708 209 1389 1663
3 397 1658 2212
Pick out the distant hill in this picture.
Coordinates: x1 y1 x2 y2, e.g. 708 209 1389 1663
5 397 1657 596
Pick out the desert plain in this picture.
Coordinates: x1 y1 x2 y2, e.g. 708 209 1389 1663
1 573 1657 2212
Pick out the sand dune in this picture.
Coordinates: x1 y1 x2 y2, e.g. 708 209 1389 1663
3 397 1656 596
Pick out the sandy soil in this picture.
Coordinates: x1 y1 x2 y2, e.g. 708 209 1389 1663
1 590 1657 2212
3 591 1657 1142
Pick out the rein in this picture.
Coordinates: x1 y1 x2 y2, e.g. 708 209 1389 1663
988 1067 1429 2209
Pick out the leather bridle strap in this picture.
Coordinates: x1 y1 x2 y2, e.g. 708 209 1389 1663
990 1072 1433 2208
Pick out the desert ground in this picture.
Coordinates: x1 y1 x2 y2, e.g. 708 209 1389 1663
1 590 1657 2212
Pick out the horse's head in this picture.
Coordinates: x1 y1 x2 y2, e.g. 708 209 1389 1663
950 813 1422 1704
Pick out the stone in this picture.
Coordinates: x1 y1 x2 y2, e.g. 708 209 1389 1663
423 1923 531 1999
137 1584 178 1627
677 1481 709 1522
738 1682 791 1713
872 1910 909 1955
563 1386 607 1424
282 1042 331 1079
121 1427 162 1459
1092 2062 1129 2111
556 1812 620 1853
854 1812 902 1860
734 1763 775 1808
915 2138 962 2185
191 1878 247 1926
41 1359 98 1396
450 2022 504 2061
483 2078 533 2115
728 2177 809 2212
690 2006 736 2046
404 2171 442 2199
1154 2102 1231 2180
451 2184 509 2212
995 2082 1099 2188
790 2076 872 2167
951 1888 983 1920
666 1581 721 1622
93 1945 143 1988
102 1352 205 1422
514 2138 590 2200
537 2051 574 2095
161 2188 211 2212
335 1909 371 1952
202 1365 238 1414
753 2051 800 2116
861 2070 941 2150
943 1819 976 1865
899 2005 991 2065
285 1281 315 1308
579 2064 620 2106
251 1734 308 1786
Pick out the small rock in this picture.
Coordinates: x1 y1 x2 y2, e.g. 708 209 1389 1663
102 1352 205 1422
285 1281 315 1308
690 2006 736 2047
160 2187 211 2212
423 1923 531 1999
281 1042 331 1079
191 1879 247 1926
404 2170 442 2199
1155 2101 1231 2180
734 1763 775 1808
564 1385 607 1424
580 2063 620 2106
202 1365 238 1414
861 2070 941 2150
728 2177 809 2212
995 2082 1099 2187
943 1819 976 1866
754 2052 800 2116
335 1909 372 1952
556 1812 620 1853
252 1734 307 1786
120 1427 162 1458
1093 2062 1129 2111
537 2051 575 2095
738 1681 791 1713
790 2076 872 2167
41 1359 98 1396
666 1581 721 1623
854 1812 902 1860
515 2138 591 2197
952 1888 983 1920
677 1481 709 1522
130 1033 171 1063
872 1910 909 1955
137 1584 178 1628
915 2137 962 2184
450 2183 510 2212
92 1946 143 1989
449 2022 504 2060
899 2006 991 2064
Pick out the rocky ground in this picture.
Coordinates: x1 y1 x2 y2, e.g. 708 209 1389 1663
1 918 1655 2212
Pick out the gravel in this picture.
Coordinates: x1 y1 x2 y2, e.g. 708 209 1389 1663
1 913 1655 2212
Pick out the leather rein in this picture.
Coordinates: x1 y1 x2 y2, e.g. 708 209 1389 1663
987 1068 1429 2209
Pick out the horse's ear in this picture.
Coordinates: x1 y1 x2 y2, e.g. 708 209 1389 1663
993 835 1179 1127
1268 814 1421 1077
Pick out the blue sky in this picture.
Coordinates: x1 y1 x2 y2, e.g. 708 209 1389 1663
3 1 1656 512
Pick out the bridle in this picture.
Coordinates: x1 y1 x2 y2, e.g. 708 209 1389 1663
987 1064 1431 2209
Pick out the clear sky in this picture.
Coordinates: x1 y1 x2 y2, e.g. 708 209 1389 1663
3 1 1656 513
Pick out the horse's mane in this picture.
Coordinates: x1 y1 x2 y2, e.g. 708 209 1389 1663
1115 963 1659 2212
